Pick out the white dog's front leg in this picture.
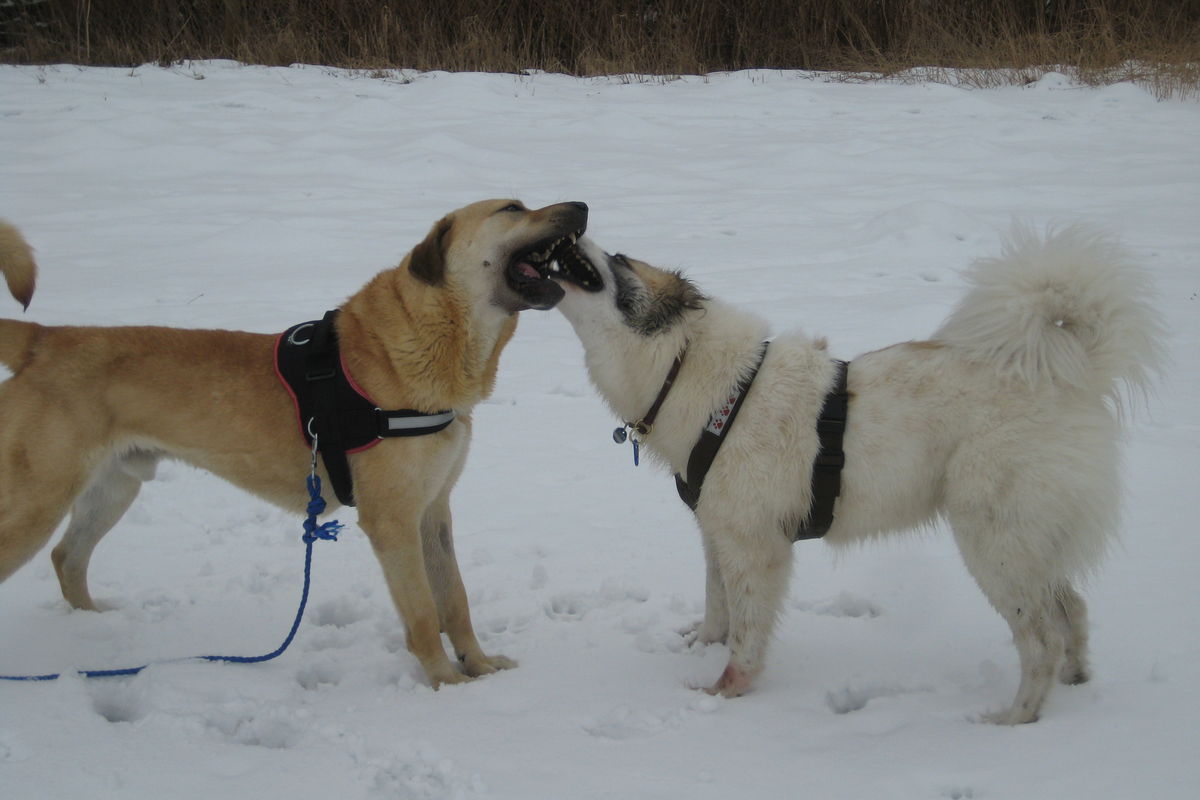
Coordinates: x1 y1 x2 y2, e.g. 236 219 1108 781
683 527 730 645
705 526 792 697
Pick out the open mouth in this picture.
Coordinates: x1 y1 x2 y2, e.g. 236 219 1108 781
505 229 584 309
546 241 604 292
504 227 600 303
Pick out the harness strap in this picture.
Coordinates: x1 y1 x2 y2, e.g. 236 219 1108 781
275 310 455 508
674 351 850 542
304 311 355 507
795 360 849 540
675 343 769 510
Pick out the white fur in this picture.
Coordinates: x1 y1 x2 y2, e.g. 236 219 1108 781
555 226 1164 723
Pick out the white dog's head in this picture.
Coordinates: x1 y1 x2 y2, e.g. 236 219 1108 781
547 235 706 339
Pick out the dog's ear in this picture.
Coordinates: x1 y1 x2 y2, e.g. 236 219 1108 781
637 271 707 335
408 215 452 286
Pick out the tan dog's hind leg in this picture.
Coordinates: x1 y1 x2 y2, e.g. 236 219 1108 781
51 451 157 610
0 488 76 586
0 456 87 591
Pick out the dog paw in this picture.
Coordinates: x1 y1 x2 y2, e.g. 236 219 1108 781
459 652 517 678
705 662 754 698
974 706 1039 725
1059 662 1090 685
429 669 475 690
64 596 114 613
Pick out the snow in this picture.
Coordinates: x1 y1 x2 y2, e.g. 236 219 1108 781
1 62 1198 799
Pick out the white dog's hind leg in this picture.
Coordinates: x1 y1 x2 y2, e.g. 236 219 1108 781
705 525 792 697
950 519 1067 724
51 452 155 611
988 596 1065 724
1053 583 1091 685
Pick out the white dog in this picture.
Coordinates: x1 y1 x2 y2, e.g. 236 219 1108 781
546 225 1163 723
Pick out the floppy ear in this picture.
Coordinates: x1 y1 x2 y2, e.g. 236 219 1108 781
408 216 452 286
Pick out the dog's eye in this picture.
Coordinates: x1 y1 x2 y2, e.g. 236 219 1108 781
499 203 524 213
612 253 631 267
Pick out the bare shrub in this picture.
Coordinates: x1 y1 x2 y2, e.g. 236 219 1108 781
1 1 1197 96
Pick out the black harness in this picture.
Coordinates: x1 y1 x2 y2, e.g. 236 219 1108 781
274 310 455 507
670 344 850 541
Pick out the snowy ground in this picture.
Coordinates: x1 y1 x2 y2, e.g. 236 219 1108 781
1 62 1197 799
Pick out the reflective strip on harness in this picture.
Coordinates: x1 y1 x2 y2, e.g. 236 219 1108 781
383 410 456 432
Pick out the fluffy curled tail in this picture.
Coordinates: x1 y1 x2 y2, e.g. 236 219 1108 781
1 220 37 310
934 224 1166 412
1 220 40 373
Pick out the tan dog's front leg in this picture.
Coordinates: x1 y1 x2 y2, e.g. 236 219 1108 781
362 508 467 688
421 496 516 677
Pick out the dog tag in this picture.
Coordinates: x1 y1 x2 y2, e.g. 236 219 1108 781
612 426 628 444
629 427 645 466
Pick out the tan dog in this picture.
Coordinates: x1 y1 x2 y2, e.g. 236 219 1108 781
0 200 587 688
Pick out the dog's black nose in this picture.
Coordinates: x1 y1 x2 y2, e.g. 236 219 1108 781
566 201 588 214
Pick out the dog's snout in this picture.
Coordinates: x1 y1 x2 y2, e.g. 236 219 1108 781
542 201 588 234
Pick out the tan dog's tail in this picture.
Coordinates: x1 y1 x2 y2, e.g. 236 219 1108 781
1 220 37 310
1 220 40 372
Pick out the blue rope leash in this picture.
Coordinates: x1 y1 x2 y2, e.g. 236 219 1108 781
0 436 342 683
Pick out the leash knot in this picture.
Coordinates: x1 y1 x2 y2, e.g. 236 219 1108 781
303 473 343 543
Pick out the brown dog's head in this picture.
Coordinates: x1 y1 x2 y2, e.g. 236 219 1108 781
406 199 588 314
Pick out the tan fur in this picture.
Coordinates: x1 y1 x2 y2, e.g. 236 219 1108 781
0 199 586 688
0 221 36 311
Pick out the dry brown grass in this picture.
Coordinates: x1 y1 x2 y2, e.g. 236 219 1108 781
2 1 1197 98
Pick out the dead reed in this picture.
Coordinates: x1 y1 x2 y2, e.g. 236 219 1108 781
2 1 1197 98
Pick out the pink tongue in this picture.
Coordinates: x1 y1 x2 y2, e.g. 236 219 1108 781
517 261 541 278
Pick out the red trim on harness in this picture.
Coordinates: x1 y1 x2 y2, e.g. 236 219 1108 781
339 350 382 455
273 332 382 454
